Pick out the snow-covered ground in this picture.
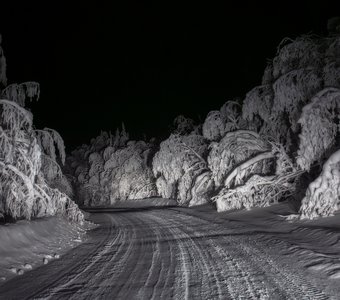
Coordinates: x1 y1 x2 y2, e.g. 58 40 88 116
0 216 94 282
1 200 340 299
85 197 177 209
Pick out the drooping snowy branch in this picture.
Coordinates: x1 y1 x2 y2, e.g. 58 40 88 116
208 130 270 188
0 99 33 129
1 82 40 106
213 143 298 212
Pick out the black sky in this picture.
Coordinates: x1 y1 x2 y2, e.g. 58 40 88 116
0 1 339 151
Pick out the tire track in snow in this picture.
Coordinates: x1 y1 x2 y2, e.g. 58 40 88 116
148 212 223 299
156 210 267 299
37 214 121 299
167 208 331 299
0 207 335 299
8 213 118 300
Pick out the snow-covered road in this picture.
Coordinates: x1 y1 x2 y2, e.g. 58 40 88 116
0 206 337 299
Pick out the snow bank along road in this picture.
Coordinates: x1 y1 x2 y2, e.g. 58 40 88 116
0 205 337 299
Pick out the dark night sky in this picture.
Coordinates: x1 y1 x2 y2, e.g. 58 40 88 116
0 1 339 151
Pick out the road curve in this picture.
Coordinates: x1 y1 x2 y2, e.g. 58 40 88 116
0 206 333 299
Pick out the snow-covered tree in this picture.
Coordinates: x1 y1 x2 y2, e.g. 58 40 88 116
152 133 213 206
0 37 83 223
297 88 340 171
104 140 157 204
241 30 340 218
213 143 299 212
242 34 340 150
300 149 340 219
208 130 271 188
68 129 158 206
296 88 340 219
202 101 246 141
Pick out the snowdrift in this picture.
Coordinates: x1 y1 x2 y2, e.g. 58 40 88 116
0 216 92 282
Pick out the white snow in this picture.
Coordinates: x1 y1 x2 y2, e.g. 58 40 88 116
86 197 177 209
0 216 94 282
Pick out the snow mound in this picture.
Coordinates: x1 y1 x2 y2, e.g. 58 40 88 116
0 216 93 282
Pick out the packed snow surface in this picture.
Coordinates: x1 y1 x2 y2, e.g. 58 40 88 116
1 200 340 299
0 216 93 282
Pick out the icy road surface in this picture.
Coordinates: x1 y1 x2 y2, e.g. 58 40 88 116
0 205 338 299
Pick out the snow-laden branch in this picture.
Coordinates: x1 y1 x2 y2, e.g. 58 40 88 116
223 151 275 188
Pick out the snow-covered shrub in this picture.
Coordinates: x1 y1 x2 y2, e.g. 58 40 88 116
300 149 340 219
152 133 213 205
